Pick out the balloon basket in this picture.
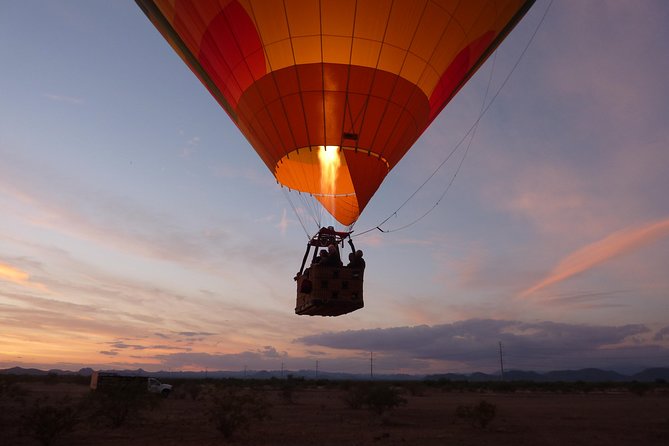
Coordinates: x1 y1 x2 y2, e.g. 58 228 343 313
295 264 364 316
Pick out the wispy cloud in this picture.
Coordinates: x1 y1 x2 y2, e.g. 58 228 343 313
44 93 84 105
521 218 669 297
109 341 191 352
0 261 47 291
277 208 289 235
0 263 30 284
0 151 293 279
542 290 630 309
180 136 200 158
654 326 669 341
156 345 288 371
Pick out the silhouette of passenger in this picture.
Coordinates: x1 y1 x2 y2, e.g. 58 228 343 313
326 244 343 266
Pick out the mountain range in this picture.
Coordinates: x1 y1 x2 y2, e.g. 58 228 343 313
1 366 668 382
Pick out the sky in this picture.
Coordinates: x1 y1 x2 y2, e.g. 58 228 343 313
1 0 668 376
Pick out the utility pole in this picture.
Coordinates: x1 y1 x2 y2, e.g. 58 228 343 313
370 351 374 379
281 362 284 379
315 360 319 377
498 341 505 381
243 365 247 379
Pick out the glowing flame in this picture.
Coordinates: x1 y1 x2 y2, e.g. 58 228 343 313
318 146 341 213
318 146 340 186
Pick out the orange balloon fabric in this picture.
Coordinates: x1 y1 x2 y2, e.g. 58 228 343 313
137 0 534 225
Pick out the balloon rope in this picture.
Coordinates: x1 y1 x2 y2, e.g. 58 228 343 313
354 0 553 238
281 188 311 239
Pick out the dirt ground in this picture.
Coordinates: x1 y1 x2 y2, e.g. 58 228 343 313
2 379 668 446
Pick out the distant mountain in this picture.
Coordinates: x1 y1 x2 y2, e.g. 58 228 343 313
543 368 627 382
632 367 669 382
504 370 543 381
2 366 668 382
0 367 47 376
426 367 669 382
0 366 95 376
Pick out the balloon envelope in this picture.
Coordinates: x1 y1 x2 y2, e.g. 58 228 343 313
137 0 534 225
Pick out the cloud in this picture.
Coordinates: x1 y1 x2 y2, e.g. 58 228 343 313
541 290 629 310
295 319 660 372
156 345 288 371
177 331 216 337
653 326 669 341
0 261 47 291
109 341 191 352
277 208 289 235
521 218 669 297
44 93 84 105
210 163 274 187
0 150 294 279
180 136 200 158
0 263 30 284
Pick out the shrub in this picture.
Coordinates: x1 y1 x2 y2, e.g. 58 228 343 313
84 383 160 428
365 384 407 415
455 400 497 429
343 384 369 410
279 376 304 404
174 381 204 400
20 398 79 446
0 379 28 403
344 383 407 415
207 387 271 440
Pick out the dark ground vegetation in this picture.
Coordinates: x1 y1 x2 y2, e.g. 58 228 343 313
1 373 668 445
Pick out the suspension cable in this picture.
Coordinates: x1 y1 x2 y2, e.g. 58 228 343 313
354 0 553 238
281 187 311 239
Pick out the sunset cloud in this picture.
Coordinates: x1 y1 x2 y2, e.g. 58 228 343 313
0 263 30 284
521 218 669 297
0 262 47 291
2 1 668 376
296 319 660 372
44 93 84 105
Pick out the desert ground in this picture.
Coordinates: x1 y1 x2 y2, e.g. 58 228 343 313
1 376 668 446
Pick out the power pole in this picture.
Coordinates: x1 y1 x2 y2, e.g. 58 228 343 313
370 351 374 379
498 341 505 381
315 360 319 377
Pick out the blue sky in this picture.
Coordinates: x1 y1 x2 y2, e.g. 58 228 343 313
1 0 668 375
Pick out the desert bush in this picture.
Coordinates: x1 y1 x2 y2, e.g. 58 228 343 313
455 400 496 429
173 381 204 400
627 381 651 396
207 387 271 440
43 372 59 385
20 397 79 446
364 384 407 415
343 384 368 410
280 378 300 404
0 379 29 403
344 383 407 415
402 381 426 396
83 383 160 428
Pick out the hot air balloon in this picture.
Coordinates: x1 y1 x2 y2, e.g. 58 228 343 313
136 0 534 316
